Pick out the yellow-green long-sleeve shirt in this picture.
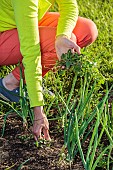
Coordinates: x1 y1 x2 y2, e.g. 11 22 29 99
0 0 78 107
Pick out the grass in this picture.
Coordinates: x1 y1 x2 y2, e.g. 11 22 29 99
77 0 113 84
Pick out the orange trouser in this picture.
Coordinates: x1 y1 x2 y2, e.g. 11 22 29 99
0 12 98 80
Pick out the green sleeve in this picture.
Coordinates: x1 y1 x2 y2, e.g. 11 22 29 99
11 0 44 107
56 0 79 38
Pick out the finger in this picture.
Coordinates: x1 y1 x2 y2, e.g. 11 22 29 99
73 44 81 55
34 126 43 141
31 126 38 141
67 39 81 55
43 128 51 141
34 125 43 139
56 49 61 61
32 124 42 139
38 127 43 139
71 48 75 54
34 135 38 142
57 54 61 61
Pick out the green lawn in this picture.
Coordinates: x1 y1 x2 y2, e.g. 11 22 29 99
77 0 113 84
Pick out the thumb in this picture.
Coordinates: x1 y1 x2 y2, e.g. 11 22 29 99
71 33 77 43
73 43 81 55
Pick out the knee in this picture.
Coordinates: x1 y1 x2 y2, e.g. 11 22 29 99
88 19 98 44
74 17 98 48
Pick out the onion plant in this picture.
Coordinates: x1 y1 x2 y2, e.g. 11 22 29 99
55 50 113 169
1 65 34 137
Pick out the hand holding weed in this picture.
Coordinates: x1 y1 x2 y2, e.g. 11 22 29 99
32 106 51 141
55 33 81 61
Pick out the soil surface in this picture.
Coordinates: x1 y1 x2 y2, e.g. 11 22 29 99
0 113 84 170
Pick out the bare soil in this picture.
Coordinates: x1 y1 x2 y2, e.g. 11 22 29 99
0 114 84 170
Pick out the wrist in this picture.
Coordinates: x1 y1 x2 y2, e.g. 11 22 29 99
33 106 43 112
56 34 68 40
33 106 44 118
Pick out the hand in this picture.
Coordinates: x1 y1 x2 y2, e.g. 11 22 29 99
32 106 51 141
55 33 81 60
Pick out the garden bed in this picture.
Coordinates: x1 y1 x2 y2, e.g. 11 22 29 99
0 113 84 170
